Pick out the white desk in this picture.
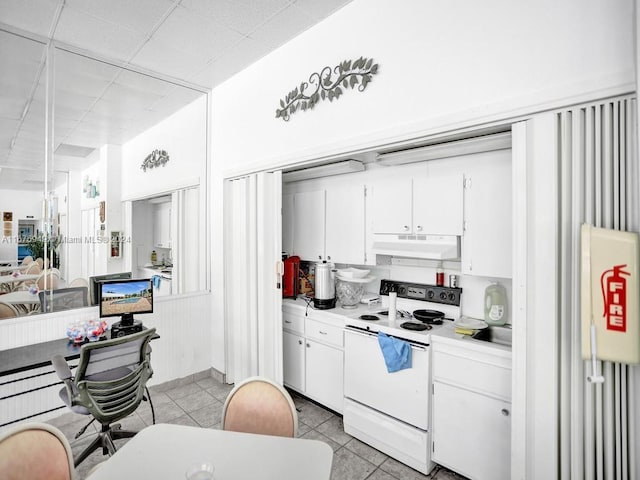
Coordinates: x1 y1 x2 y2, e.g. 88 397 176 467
87 424 334 480
0 290 41 313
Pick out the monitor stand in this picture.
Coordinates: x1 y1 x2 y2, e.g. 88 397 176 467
111 314 143 338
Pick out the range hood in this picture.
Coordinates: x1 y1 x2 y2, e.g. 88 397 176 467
371 234 460 260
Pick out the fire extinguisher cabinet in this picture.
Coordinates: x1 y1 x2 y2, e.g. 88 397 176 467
581 224 640 364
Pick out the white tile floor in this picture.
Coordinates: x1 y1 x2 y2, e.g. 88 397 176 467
47 376 467 480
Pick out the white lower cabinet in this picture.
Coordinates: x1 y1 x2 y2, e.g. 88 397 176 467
431 337 512 480
282 305 344 413
283 331 305 392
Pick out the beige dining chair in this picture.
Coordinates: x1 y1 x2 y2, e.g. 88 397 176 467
0 301 20 319
24 262 41 275
221 376 298 437
37 271 60 291
0 422 75 480
20 255 33 265
69 277 89 288
35 257 44 268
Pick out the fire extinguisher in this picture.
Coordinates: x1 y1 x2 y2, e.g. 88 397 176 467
600 264 629 332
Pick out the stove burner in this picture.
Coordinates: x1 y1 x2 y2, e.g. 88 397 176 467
400 322 431 331
359 314 380 321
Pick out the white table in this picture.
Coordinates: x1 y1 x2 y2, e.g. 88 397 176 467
0 290 42 313
0 274 39 292
0 265 25 274
87 424 334 480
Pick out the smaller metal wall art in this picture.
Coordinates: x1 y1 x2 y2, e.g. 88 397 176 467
141 149 170 171
275 56 379 122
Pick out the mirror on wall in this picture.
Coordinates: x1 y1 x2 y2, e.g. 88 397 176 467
0 27 208 316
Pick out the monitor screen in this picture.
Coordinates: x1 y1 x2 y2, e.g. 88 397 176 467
89 272 132 305
99 278 153 325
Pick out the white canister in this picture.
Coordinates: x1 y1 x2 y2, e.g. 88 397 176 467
389 291 397 321
484 283 507 325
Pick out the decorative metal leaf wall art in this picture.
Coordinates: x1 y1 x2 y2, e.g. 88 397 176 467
275 57 379 122
141 149 170 171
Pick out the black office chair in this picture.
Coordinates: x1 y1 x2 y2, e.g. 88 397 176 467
51 328 156 466
39 287 88 313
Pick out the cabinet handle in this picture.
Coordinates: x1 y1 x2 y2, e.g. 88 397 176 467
416 225 422 231
285 320 292 324
298 339 302 345
403 225 410 231
319 330 327 335
501 408 510 417
306 343 310 348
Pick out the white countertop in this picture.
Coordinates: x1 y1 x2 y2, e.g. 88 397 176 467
283 295 511 352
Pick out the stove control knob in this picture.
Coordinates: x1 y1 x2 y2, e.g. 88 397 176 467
427 290 434 299
448 293 456 302
439 292 447 300
398 286 407 296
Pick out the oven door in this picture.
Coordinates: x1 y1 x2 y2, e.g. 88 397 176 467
344 326 430 430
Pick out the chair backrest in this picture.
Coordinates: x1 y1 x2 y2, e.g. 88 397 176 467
69 277 89 288
24 262 41 275
37 271 59 290
39 287 89 313
0 301 19 319
35 257 44 268
0 422 74 480
20 255 33 265
221 376 298 437
73 328 156 425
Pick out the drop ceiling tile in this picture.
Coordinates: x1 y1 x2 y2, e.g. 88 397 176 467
114 69 174 98
180 0 290 36
63 0 176 35
291 0 353 20
55 89 98 112
100 83 164 110
0 0 60 37
131 37 210 80
54 7 146 62
249 4 314 50
151 6 244 62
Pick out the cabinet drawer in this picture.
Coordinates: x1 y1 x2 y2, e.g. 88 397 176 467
305 319 343 348
283 312 304 335
432 350 511 401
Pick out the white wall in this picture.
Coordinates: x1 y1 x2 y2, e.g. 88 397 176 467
121 95 207 200
212 0 634 174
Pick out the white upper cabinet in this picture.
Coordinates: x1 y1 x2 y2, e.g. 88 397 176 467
371 169 462 236
413 172 463 235
153 202 172 248
461 151 512 278
292 190 325 261
290 186 366 264
282 193 294 256
370 177 413 234
325 185 365 264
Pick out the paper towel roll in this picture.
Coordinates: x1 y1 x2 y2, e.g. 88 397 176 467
389 292 397 321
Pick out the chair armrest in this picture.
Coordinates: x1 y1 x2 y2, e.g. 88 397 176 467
51 355 72 380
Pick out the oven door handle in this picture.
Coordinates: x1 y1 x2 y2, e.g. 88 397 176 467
344 326 428 351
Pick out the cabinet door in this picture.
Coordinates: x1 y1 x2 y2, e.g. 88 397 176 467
153 202 172 248
370 178 412 234
462 152 512 278
282 193 294 257
292 190 325 261
325 185 365 264
413 173 463 235
305 339 344 413
432 381 511 480
283 331 305 392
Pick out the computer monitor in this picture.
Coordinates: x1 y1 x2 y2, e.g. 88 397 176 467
98 278 153 326
89 272 132 305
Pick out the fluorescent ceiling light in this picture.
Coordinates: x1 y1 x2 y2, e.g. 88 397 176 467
283 160 364 182
376 132 511 166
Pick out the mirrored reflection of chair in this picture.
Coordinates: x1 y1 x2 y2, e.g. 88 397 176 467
36 271 60 291
39 287 89 313
20 255 33 265
0 422 75 480
23 261 41 275
221 376 298 437
69 277 89 289
51 328 156 467
0 301 20 319
35 257 44 268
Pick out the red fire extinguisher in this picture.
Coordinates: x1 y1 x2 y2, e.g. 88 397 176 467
600 264 630 332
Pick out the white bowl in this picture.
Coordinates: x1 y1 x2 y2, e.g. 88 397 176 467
336 267 370 279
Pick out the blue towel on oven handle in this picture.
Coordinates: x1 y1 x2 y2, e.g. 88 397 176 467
151 275 161 289
377 331 412 373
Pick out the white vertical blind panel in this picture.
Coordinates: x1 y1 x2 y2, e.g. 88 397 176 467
559 95 637 480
